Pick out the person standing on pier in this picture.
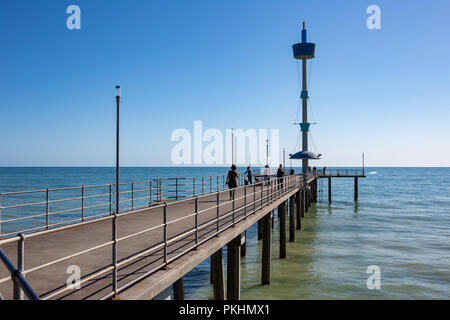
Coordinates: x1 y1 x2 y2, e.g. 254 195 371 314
226 164 239 200
277 164 285 190
245 166 253 185
263 165 271 186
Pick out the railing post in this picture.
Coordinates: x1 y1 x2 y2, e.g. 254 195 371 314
216 192 220 236
112 213 118 298
210 176 212 193
193 177 196 197
131 182 134 210
159 179 162 202
244 185 247 218
232 188 235 226
45 189 49 230
149 181 152 204
175 178 178 200
81 186 85 222
109 184 112 214
14 233 25 300
202 176 204 195
163 203 168 269
253 184 256 213
217 176 219 192
261 182 263 208
195 196 199 249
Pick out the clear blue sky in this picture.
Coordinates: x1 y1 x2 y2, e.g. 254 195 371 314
1 0 449 167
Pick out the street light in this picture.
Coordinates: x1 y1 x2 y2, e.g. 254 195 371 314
113 85 120 299
115 86 121 216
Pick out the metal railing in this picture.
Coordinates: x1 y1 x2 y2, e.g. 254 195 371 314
0 243 40 300
315 168 365 177
0 173 308 300
0 173 260 239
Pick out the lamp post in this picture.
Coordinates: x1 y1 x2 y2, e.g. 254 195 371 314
115 85 121 215
113 85 120 298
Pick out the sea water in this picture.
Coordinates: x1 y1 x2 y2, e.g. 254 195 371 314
0 167 448 299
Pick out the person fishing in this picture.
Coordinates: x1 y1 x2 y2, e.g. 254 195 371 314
245 166 253 185
225 164 239 200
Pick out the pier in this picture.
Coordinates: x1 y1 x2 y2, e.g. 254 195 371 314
0 172 327 300
317 169 366 203
0 22 366 301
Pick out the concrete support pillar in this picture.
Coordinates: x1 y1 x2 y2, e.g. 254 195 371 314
173 277 185 300
241 231 246 257
279 202 286 259
271 210 274 230
313 179 318 202
261 212 272 285
211 249 225 300
301 189 305 218
227 235 241 300
257 220 262 240
305 188 310 213
354 177 358 202
309 187 312 208
328 177 332 203
289 196 295 242
296 190 302 230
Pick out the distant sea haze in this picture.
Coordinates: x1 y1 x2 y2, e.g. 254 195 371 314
0 167 448 299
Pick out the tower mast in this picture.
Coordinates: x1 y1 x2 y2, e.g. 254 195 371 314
301 22 309 183
291 22 318 183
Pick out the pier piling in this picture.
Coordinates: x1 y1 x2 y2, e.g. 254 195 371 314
289 196 295 242
328 177 332 203
313 179 318 202
173 277 185 300
279 202 287 259
257 220 262 240
271 210 274 230
301 189 305 217
261 212 272 285
354 177 358 202
211 249 225 300
241 231 247 257
296 191 302 230
227 235 241 300
305 188 310 213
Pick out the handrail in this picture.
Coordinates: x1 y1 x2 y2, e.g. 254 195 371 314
0 172 312 300
0 248 40 300
316 168 365 176
0 173 236 238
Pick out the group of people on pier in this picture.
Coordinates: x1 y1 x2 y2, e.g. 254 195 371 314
225 164 286 200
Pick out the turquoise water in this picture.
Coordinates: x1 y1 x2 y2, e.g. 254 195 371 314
0 167 449 299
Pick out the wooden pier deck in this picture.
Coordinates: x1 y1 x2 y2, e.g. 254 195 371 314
0 174 314 300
